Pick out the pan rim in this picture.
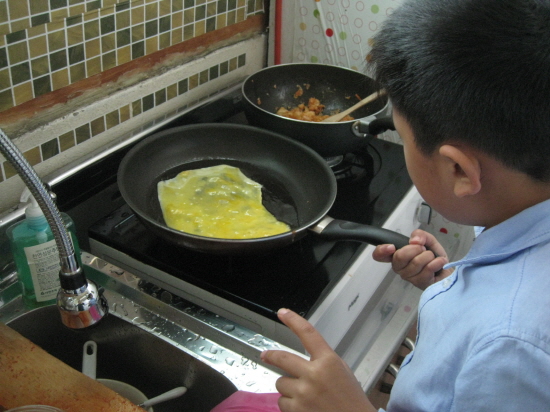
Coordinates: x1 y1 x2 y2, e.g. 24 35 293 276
117 123 337 244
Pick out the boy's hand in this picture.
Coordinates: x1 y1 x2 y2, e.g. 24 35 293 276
372 229 452 290
261 309 376 412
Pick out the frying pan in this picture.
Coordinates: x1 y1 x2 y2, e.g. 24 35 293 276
117 123 409 255
241 63 389 157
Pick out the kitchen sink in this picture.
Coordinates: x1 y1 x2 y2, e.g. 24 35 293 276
0 252 291 411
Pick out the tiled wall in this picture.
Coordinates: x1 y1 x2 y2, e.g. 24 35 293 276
0 0 263 111
0 0 266 213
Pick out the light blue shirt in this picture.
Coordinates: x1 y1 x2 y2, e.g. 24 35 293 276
383 198 550 412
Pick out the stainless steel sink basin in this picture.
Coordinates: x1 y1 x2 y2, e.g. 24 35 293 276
7 305 234 411
0 252 293 411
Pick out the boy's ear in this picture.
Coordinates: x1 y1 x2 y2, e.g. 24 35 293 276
439 144 482 197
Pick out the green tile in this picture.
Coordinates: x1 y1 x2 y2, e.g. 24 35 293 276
159 16 170 33
116 1 130 12
86 1 101 12
228 0 237 10
75 124 90 143
238 53 246 67
69 62 85 82
142 93 154 111
159 32 170 49
0 90 13 111
100 15 115 35
68 44 84 64
66 15 82 26
132 25 144 41
50 49 67 71
209 65 219 80
155 88 166 105
33 75 52 96
48 30 66 51
145 20 157 37
41 138 59 160
7 30 26 44
131 41 144 59
206 16 215 32
0 2 7 24
116 10 130 29
50 0 68 10
31 13 51 26
196 5 206 20
207 2 216 17
0 48 7 69
101 33 115 52
178 78 188 94
11 62 31 85
217 0 228 13
117 28 130 47
8 42 29 64
184 0 195 8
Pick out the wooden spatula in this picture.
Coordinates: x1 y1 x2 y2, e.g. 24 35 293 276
322 89 386 122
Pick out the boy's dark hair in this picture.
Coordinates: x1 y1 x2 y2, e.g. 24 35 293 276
368 0 550 182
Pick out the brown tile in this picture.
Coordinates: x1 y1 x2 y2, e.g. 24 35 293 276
183 9 194 24
86 56 101 76
7 42 29 65
0 2 8 24
102 50 116 70
30 0 49 14
59 130 76 152
116 45 131 65
28 35 48 58
183 24 193 40
145 36 158 54
119 104 130 122
0 68 10 89
131 6 145 24
132 24 144 41
67 24 84 46
116 10 130 29
84 19 99 40
90 116 105 136
69 62 86 82
167 83 177 100
8 0 29 20
85 38 100 58
188 73 198 89
195 20 206 37
101 33 116 52
227 10 236 25
132 99 142 116
27 25 46 37
51 68 69 90
69 4 86 16
199 69 208 84
51 8 69 22
171 27 182 44
24 147 42 166
159 32 170 49
171 11 183 28
4 161 18 179
48 30 67 51
106 109 119 129
13 81 33 105
145 3 158 20
46 20 65 32
216 14 227 29
31 56 49 77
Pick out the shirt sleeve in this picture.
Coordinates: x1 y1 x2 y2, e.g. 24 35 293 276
451 335 550 412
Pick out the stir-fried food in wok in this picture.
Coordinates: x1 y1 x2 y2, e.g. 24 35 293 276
157 165 290 239
276 97 355 122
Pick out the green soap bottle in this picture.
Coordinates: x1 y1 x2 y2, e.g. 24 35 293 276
6 190 82 308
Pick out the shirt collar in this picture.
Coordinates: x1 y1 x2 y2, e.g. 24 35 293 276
445 198 550 269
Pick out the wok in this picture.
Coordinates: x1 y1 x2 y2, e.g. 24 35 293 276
241 63 389 157
117 123 409 255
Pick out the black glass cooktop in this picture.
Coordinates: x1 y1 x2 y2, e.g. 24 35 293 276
88 132 412 321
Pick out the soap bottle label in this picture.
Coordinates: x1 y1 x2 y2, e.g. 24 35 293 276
23 239 60 302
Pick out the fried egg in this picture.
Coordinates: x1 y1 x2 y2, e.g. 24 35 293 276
157 164 291 239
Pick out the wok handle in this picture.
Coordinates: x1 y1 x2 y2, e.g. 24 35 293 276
318 219 410 249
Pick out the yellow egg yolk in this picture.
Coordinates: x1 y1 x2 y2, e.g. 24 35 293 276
157 164 291 239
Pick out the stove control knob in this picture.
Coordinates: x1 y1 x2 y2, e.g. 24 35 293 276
417 202 432 224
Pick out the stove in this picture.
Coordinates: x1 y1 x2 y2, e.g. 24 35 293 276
47 86 426 391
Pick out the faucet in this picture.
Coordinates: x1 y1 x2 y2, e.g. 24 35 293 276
0 128 108 328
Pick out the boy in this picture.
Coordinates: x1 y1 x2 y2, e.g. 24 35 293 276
260 0 550 411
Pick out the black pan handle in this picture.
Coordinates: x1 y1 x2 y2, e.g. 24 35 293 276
315 218 410 249
353 116 395 136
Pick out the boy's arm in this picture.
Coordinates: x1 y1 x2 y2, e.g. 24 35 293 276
373 229 453 290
